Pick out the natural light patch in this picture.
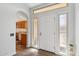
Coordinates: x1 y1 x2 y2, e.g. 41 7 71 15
30 48 38 52
34 3 67 14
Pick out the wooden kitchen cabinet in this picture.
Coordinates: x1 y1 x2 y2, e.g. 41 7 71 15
21 33 27 48
16 32 19 41
16 21 28 29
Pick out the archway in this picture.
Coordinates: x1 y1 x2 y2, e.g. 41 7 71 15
16 10 28 53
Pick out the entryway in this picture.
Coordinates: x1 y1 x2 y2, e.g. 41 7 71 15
32 3 69 56
16 11 28 53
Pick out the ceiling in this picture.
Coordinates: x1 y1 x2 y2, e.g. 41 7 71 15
27 3 42 7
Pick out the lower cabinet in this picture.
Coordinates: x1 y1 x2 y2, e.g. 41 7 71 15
21 33 27 48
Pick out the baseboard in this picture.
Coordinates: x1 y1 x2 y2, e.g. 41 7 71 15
55 51 67 56
3 52 16 56
31 47 40 50
54 52 62 56
38 49 57 55
11 52 16 56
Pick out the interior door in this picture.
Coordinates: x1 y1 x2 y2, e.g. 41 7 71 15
38 12 55 52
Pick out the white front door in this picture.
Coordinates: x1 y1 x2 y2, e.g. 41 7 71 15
34 7 68 55
37 12 56 52
36 12 68 54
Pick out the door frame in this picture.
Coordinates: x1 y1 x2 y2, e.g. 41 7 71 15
32 17 40 49
31 3 75 56
32 4 68 52
16 10 29 52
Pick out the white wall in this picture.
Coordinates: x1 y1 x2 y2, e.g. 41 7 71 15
75 4 79 55
0 3 30 56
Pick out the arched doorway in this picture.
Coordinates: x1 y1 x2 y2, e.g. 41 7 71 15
16 10 28 52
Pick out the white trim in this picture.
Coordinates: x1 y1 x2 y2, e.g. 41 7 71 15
5 52 16 56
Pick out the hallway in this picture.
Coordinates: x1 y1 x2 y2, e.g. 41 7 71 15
14 48 58 56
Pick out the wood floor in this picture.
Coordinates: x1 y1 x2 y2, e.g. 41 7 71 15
14 48 58 56
14 40 58 56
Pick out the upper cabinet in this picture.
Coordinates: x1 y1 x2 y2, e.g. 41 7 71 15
16 21 28 29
